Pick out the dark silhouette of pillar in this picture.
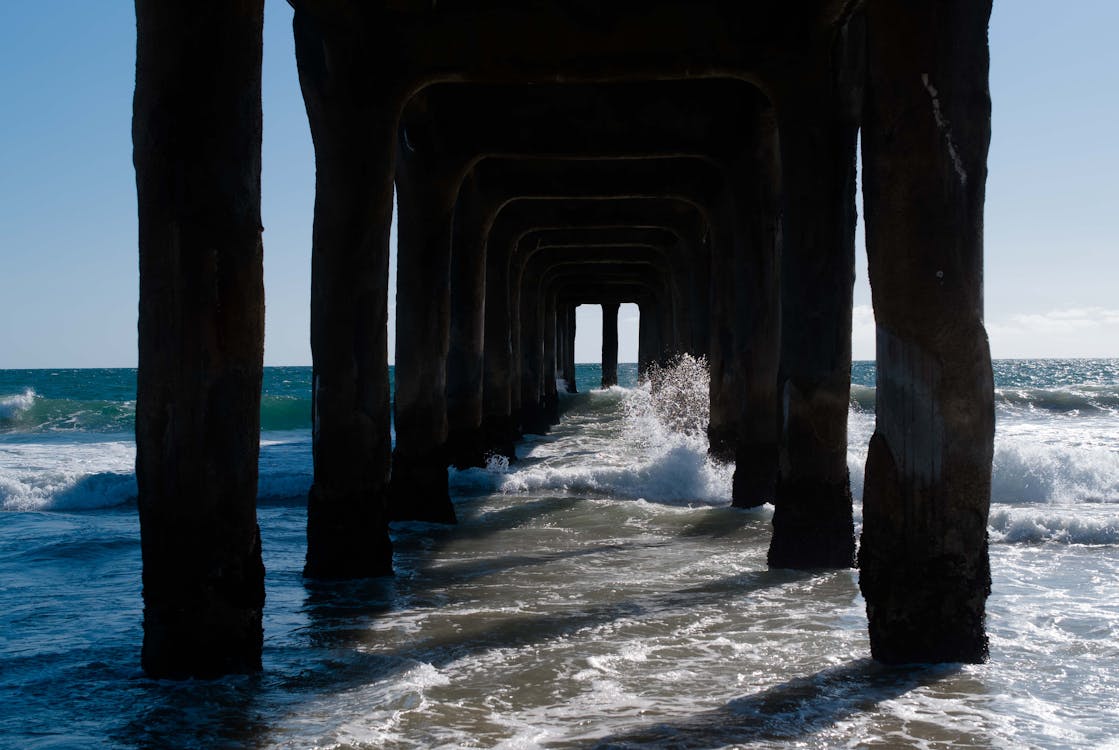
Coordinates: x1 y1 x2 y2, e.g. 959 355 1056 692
389 148 459 524
296 11 394 579
542 296 560 423
770 27 863 569
518 264 549 433
859 0 994 664
563 304 578 392
730 113 782 509
637 300 656 377
482 221 518 459
446 172 488 468
705 199 740 461
134 0 266 678
601 302 620 387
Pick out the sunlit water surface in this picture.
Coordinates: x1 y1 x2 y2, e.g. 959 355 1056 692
2 361 1119 748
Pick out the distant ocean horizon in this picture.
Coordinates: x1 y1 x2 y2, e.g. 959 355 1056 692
3 359 1119 747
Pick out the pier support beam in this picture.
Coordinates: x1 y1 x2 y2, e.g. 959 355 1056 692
769 32 863 568
134 0 266 677
447 172 488 468
859 0 994 664
563 305 578 392
296 12 395 579
389 147 459 524
730 116 782 509
706 214 739 461
601 302 620 388
482 219 519 459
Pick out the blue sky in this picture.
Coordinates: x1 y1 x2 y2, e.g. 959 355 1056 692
1 2 1116 367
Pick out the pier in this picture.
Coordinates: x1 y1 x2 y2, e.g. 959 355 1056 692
133 0 994 677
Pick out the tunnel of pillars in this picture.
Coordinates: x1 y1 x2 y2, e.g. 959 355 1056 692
133 0 995 678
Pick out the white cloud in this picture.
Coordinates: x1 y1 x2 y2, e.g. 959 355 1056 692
852 305 877 361
850 305 1119 361
987 307 1119 358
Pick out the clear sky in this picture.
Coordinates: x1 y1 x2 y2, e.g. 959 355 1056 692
1 2 1116 368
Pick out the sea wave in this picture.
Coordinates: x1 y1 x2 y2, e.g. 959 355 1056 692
849 383 1119 415
0 388 37 421
0 391 311 433
0 470 137 512
497 441 733 505
989 507 1119 545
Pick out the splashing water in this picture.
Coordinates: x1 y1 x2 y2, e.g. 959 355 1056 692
493 355 731 504
632 354 711 440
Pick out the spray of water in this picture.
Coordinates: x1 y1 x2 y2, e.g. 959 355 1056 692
626 354 711 441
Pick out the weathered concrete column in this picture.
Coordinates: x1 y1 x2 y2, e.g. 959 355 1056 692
563 304 578 392
446 171 488 468
729 118 782 510
296 11 395 579
542 295 560 423
688 235 712 360
482 221 518 459
859 0 994 664
390 144 460 524
637 300 657 377
770 32 863 568
706 201 739 461
601 302 620 388
134 0 265 677
555 302 567 389
518 261 549 434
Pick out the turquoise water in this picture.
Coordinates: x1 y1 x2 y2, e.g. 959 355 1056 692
2 360 1118 747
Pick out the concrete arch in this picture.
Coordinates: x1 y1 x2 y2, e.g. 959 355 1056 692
136 2 995 674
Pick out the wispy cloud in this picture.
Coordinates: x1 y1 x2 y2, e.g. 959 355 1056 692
852 305 876 360
987 307 1119 358
852 305 1119 360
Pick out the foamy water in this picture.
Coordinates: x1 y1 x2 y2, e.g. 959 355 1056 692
2 361 1119 748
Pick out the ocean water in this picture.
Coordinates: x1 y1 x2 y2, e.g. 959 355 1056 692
1 360 1118 748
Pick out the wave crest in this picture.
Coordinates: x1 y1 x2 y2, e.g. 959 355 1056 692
0 388 36 421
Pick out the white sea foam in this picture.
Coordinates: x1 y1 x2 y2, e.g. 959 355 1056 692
0 438 136 511
989 507 1119 545
497 359 732 505
0 388 36 421
1 431 315 511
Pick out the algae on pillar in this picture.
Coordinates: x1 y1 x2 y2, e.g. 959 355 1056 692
134 0 266 677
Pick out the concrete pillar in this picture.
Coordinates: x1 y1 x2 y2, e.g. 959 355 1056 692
637 299 658 378
446 172 487 468
481 222 518 459
134 0 266 677
296 12 395 579
555 302 567 388
859 0 994 664
563 304 578 392
770 31 863 568
518 262 549 433
730 120 782 509
689 235 712 360
389 147 459 524
601 302 620 388
542 295 560 423
706 206 739 461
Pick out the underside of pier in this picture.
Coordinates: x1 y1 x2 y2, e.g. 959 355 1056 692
133 0 994 677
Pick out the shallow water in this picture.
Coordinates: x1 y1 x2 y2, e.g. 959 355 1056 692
2 361 1119 748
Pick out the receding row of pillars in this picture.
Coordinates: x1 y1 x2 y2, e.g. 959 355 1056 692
133 0 995 678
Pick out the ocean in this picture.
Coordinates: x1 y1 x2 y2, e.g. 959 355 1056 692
2 360 1118 748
